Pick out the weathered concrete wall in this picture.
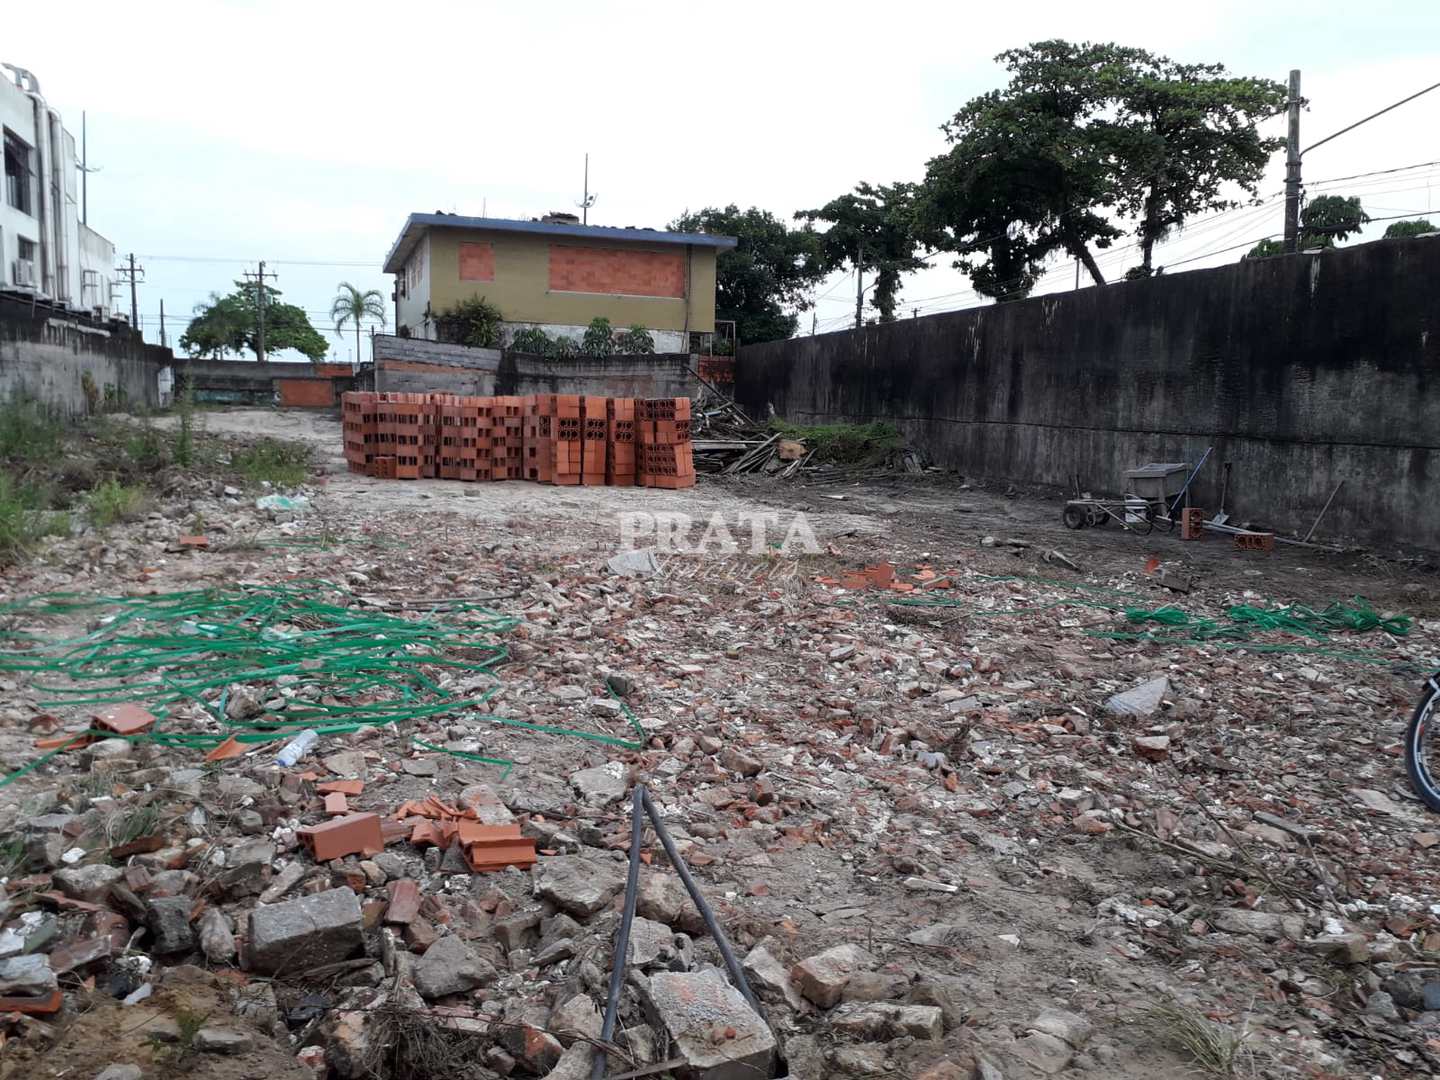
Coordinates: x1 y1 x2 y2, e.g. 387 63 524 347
169 358 361 407
373 335 698 399
0 295 171 415
736 237 1440 549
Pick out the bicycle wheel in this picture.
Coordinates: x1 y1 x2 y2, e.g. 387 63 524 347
1405 679 1440 812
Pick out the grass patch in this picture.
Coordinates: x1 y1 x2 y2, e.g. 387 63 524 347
125 421 169 471
87 478 147 528
0 399 65 463
767 419 904 465
1142 998 1251 1077
232 439 310 489
0 474 68 564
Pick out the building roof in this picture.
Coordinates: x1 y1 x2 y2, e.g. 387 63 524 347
383 213 738 273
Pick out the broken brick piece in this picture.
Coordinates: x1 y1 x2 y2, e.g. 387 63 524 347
205 736 248 762
0 990 63 1016
93 704 156 737
323 792 349 816
316 780 365 796
296 813 384 862
178 534 209 549
385 879 422 925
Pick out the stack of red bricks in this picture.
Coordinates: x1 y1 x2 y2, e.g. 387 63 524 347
342 392 694 488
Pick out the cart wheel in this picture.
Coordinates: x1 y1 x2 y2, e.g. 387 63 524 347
1129 512 1155 536
1063 504 1088 530
1148 504 1176 532
1087 508 1108 528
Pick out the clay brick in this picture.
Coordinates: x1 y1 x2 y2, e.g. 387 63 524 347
94 704 156 737
297 813 384 862
1180 507 1205 540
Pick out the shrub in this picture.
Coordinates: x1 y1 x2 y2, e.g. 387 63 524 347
581 317 615 357
125 421 168 470
172 377 198 467
435 297 503 348
232 438 310 489
0 399 65 463
616 325 656 355
86 478 146 528
508 327 554 355
0 474 66 563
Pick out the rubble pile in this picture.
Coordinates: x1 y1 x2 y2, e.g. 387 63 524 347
0 423 1437 1080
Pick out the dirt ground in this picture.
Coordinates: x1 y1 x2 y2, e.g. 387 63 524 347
3 406 1439 1080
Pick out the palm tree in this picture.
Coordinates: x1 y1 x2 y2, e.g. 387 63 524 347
330 282 387 365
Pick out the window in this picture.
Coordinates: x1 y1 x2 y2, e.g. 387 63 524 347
4 129 34 216
18 237 36 261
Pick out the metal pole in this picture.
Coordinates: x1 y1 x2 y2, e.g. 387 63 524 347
854 241 864 331
128 253 138 328
1283 70 1302 254
1304 479 1344 543
256 260 267 363
159 298 166 347
81 111 87 226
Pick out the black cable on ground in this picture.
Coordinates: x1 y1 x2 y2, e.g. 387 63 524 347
640 787 765 1018
591 786 645 1080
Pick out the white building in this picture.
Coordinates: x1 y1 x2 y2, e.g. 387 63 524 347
2 63 116 319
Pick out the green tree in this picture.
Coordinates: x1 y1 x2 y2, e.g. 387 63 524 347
1106 50 1286 274
797 182 927 323
329 282 386 365
671 206 825 344
180 281 328 361
1244 195 1371 258
1384 217 1436 239
616 324 656 354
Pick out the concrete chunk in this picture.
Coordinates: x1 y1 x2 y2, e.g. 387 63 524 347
641 969 777 1080
790 943 874 1008
1105 676 1169 719
830 1001 944 1040
413 934 497 999
247 887 363 974
533 856 624 919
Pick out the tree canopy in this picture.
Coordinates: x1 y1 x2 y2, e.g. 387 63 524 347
181 280 328 361
1384 217 1436 239
918 41 1284 299
1245 194 1371 258
671 206 825 345
330 282 386 363
796 182 927 323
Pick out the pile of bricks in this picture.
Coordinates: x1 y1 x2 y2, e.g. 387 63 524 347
342 392 694 489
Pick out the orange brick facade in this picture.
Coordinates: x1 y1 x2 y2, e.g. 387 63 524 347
459 242 496 282
277 379 337 408
548 245 685 298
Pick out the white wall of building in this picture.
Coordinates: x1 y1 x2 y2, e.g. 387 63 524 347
1 67 116 318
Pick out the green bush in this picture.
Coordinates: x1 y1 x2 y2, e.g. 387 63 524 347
616 325 655 355
125 422 168 470
435 297 504 348
172 377 198 467
768 419 904 465
0 474 67 563
0 399 65 463
581 317 615 357
86 478 146 528
232 438 310 489
508 327 554 355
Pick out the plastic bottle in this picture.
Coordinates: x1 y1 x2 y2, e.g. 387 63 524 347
275 729 318 768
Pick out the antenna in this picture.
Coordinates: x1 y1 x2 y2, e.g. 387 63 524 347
576 152 598 224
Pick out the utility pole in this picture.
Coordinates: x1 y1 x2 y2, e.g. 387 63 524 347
159 298 167 348
115 253 143 329
1283 70 1303 254
576 153 597 225
854 241 865 331
243 261 277 362
811 311 817 336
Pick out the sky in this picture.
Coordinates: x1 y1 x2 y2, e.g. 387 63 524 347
7 0 1440 359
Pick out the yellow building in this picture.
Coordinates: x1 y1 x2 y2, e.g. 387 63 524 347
382 212 736 352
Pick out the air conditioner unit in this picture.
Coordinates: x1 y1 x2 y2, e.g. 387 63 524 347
12 259 36 287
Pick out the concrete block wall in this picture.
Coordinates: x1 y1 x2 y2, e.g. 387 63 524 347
373 335 698 400
0 295 171 415
736 236 1440 551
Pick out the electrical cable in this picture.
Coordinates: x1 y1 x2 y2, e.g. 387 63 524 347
590 786 645 1080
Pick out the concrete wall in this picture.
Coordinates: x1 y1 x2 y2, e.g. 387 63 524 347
170 357 360 406
373 335 698 399
402 226 717 339
736 236 1440 550
0 295 171 414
